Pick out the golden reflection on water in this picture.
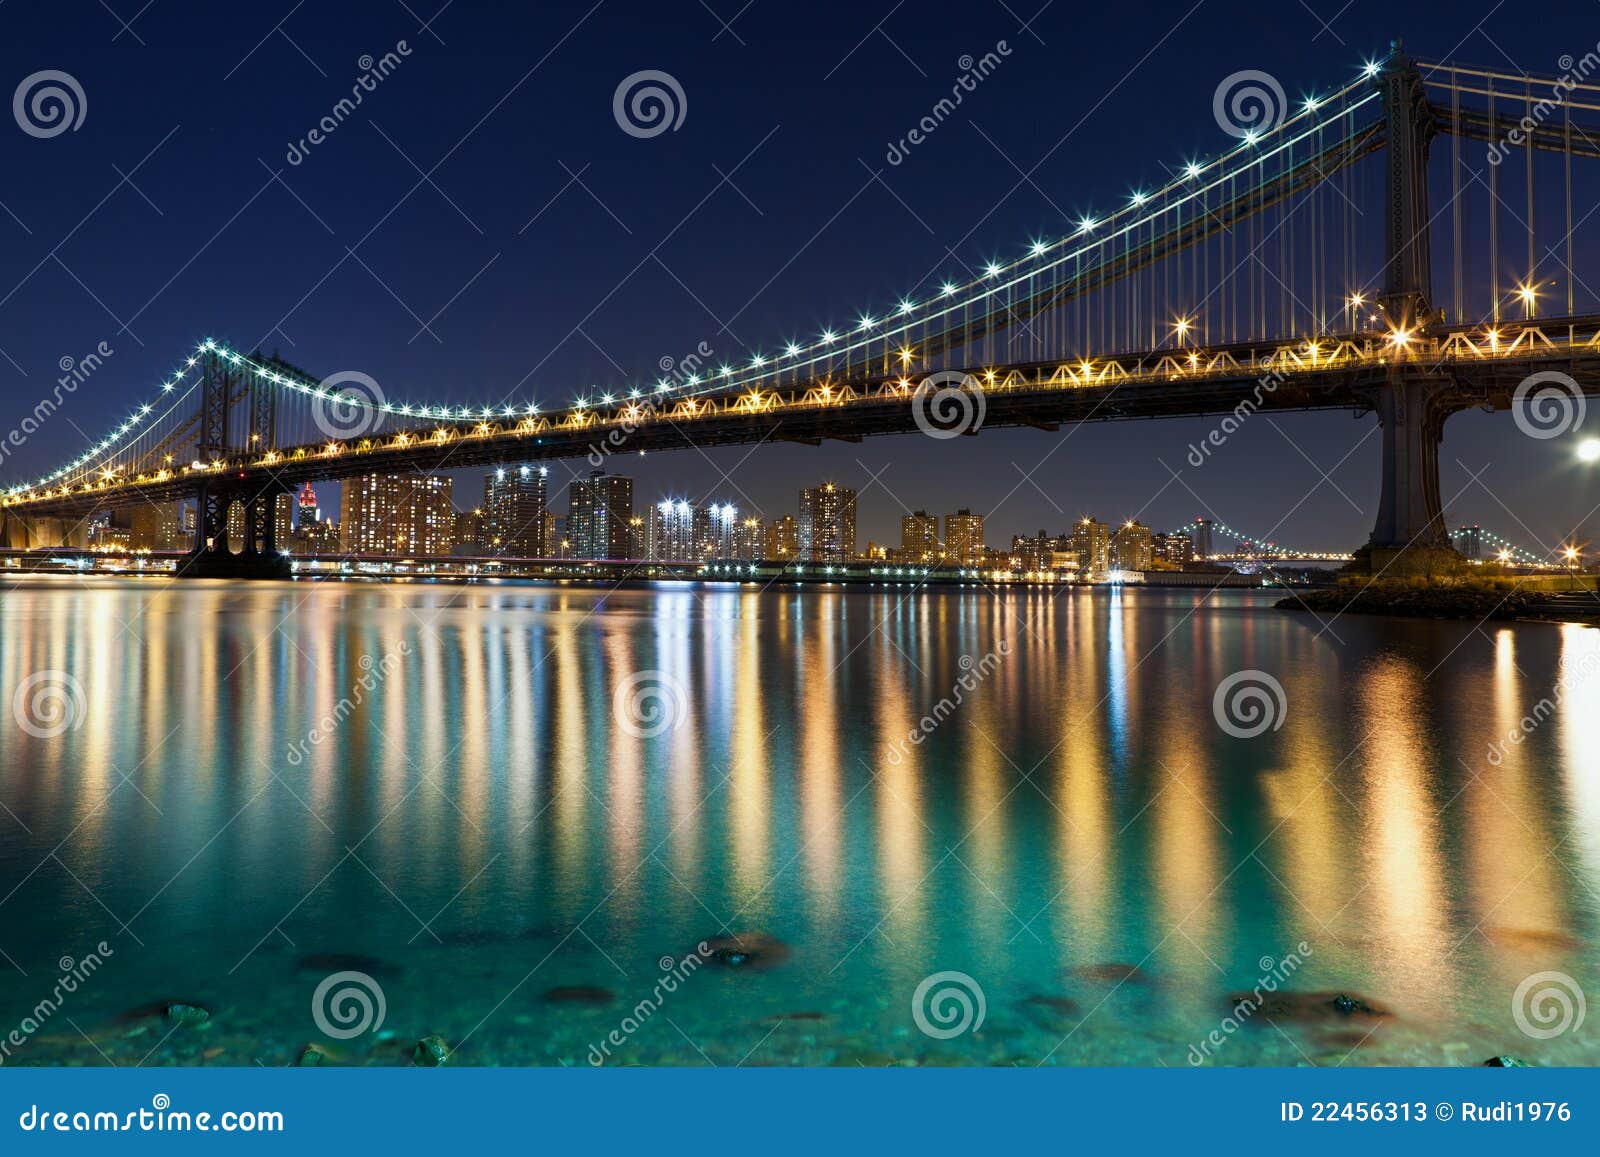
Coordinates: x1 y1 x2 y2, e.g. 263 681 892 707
4 579 1600 1061
1355 653 1453 1012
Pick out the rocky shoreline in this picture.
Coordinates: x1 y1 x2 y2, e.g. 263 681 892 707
1278 582 1538 621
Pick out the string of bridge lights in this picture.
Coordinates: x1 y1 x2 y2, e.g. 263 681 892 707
4 354 205 497
1166 519 1323 557
10 58 1396 497
1452 527 1545 566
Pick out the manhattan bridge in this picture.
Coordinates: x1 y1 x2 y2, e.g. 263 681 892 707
3 46 1596 576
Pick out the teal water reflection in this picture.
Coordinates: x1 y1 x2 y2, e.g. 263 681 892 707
0 578 1596 1066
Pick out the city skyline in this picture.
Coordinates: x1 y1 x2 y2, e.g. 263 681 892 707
5 4 1600 555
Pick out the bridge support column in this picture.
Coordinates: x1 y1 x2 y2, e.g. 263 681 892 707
1367 373 1466 575
177 480 292 579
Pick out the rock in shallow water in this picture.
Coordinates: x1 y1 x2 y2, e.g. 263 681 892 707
412 1036 451 1066
295 1045 325 1067
544 986 616 1004
1071 963 1149 984
297 952 402 977
1225 990 1392 1023
700 931 791 970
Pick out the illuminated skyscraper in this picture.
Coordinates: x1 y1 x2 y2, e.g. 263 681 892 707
944 509 985 567
340 474 453 556
567 471 633 560
296 482 320 529
128 503 185 551
767 515 798 560
1152 532 1193 567
1110 520 1153 572
484 464 548 557
732 517 764 561
798 483 856 562
1191 518 1215 560
1070 516 1111 580
901 510 940 562
648 499 695 561
694 502 738 558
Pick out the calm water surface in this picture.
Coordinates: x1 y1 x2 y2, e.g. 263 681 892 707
1 578 1597 1067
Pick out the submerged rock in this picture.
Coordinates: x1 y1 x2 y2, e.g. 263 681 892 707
297 953 402 976
544 986 616 1004
119 999 206 1024
701 931 791 970
121 1000 212 1027
763 1011 827 1022
412 1036 451 1066
1071 963 1149 984
166 1003 211 1026
1226 990 1392 1023
295 1045 325 1067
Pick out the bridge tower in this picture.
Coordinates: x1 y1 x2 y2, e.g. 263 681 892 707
179 348 291 578
1368 46 1462 568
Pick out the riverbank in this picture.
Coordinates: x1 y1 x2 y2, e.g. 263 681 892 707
1279 578 1596 621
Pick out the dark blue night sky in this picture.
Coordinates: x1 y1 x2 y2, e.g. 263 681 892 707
2 0 1598 550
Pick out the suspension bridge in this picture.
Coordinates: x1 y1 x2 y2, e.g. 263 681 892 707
3 45 1597 577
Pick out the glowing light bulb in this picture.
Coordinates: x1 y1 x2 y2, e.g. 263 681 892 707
1579 438 1600 463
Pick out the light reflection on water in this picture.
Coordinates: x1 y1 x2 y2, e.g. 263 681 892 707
0 577 1596 1067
